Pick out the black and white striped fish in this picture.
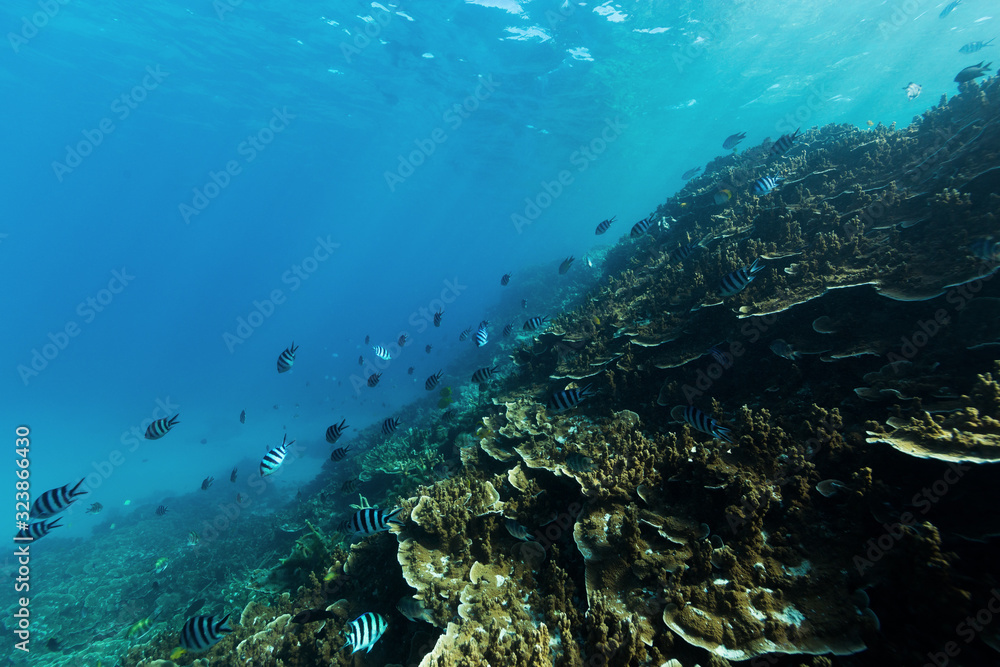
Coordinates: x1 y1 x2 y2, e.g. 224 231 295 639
547 384 594 412
330 445 351 462
500 273 511 286
474 325 488 347
31 479 86 519
349 507 405 535
502 323 514 338
770 128 800 156
672 405 733 443
751 175 783 195
277 342 298 373
16 518 62 541
630 218 652 238
471 366 498 383
670 242 702 263
345 612 389 654
595 216 616 234
425 371 443 391
719 258 765 296
523 316 548 331
180 614 233 651
960 39 993 54
326 419 348 444
367 372 382 387
341 479 357 493
239 409 246 424
260 434 293 476
433 311 443 327
372 345 391 361
459 327 472 341
381 417 400 435
144 414 179 440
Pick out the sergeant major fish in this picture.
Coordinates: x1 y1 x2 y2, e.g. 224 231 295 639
425 371 443 391
595 216 616 234
276 342 298 373
719 258 765 296
372 345 392 360
31 479 86 518
145 414 179 440
345 612 388 654
260 434 293 476
381 417 400 435
770 128 800 156
671 405 734 443
474 324 488 347
500 273 512 286
751 175 784 195
630 218 652 238
180 614 232 651
348 507 405 535
960 39 993 54
547 384 594 412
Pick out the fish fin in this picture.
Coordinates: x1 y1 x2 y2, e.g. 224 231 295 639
70 478 88 497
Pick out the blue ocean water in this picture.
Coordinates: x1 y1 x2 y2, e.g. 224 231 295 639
2 0 993 534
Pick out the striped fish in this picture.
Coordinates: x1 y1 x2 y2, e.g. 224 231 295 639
505 518 535 542
425 371 443 391
559 256 575 274
277 342 298 373
630 218 652 238
31 479 86 519
770 128 800 155
751 175 783 195
239 409 246 424
471 366 497 383
372 345 391 361
345 612 389 654
381 417 400 435
367 372 382 387
16 518 62 541
719 258 765 296
341 479 357 493
960 39 993 54
330 445 351 462
180 614 233 651
326 419 348 443
433 311 443 327
144 414 179 440
595 216 616 234
670 242 701 263
523 316 548 331
398 334 407 347
459 327 472 341
674 405 733 443
500 273 511 286
547 384 594 412
474 325 488 347
502 323 514 338
349 507 405 535
260 434 293 476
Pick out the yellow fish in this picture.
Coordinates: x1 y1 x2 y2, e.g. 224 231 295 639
128 617 153 637
170 647 187 660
